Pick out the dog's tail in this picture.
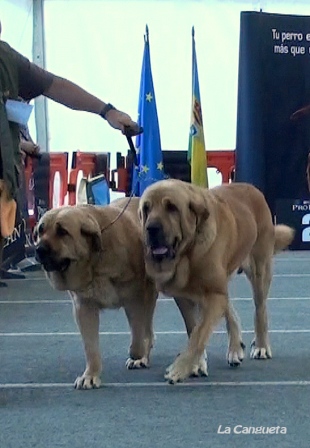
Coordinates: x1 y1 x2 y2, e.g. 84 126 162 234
274 224 295 254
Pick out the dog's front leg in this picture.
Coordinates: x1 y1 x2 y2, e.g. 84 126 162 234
165 292 227 384
124 295 156 370
72 300 101 390
174 297 208 377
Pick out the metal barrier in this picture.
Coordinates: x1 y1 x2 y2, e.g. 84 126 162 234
24 149 235 215
68 151 110 205
112 150 236 193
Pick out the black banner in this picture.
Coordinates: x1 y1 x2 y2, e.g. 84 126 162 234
33 154 50 221
235 11 310 216
276 198 310 250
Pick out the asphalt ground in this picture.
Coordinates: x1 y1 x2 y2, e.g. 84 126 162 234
0 250 310 447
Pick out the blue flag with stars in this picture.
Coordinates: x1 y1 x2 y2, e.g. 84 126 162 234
132 25 164 196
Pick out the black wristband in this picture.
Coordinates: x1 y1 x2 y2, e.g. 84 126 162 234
99 103 116 120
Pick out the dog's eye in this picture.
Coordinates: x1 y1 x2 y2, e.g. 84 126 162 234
56 223 69 237
165 201 178 213
143 203 150 218
37 223 44 235
33 227 38 242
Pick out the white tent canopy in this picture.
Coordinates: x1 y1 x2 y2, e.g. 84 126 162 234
2 0 310 185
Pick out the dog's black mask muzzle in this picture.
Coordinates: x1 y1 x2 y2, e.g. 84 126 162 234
35 243 70 272
146 221 176 262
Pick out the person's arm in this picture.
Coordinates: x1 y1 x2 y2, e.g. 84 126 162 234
14 44 141 135
43 75 140 134
43 76 105 113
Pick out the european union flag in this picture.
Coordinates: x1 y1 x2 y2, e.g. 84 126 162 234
132 25 164 196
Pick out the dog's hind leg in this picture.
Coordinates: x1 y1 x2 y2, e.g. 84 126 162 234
174 297 198 337
244 255 273 360
225 302 246 367
143 288 158 363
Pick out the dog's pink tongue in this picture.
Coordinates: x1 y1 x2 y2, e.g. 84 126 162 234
152 247 168 255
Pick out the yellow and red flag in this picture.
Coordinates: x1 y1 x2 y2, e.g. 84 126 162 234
188 26 208 188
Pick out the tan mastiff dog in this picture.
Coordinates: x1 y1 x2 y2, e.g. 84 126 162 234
139 180 295 384
33 198 201 388
34 198 159 389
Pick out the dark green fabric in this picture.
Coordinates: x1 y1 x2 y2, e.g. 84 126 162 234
0 41 21 200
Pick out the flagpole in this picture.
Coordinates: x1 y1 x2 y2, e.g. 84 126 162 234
145 24 149 42
192 26 195 79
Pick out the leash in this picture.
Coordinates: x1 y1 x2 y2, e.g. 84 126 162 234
100 126 142 233
100 179 138 234
124 124 143 167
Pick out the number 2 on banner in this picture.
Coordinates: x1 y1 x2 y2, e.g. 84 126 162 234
302 214 310 242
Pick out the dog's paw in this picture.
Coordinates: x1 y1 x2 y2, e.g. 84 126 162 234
125 356 149 370
164 353 195 384
190 352 208 377
250 340 272 359
74 374 101 390
227 341 246 367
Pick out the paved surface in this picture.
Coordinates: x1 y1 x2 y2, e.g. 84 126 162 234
0 251 310 447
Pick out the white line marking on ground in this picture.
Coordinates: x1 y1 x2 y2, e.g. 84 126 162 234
1 297 310 305
0 381 310 389
0 329 309 336
237 274 310 278
3 271 310 282
0 300 70 304
270 274 310 278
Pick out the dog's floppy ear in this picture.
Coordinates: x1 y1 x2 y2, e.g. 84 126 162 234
189 191 210 230
33 220 44 243
138 204 143 224
80 214 102 252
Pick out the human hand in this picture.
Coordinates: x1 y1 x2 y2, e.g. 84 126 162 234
290 105 310 121
105 109 141 136
20 141 40 159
